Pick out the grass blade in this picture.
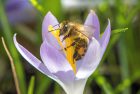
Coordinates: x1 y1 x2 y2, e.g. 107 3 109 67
28 76 35 94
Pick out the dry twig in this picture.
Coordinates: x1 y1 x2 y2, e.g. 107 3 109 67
2 37 21 94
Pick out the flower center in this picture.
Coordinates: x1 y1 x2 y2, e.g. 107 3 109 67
48 25 76 73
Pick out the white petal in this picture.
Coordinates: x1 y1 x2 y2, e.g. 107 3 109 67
64 78 87 94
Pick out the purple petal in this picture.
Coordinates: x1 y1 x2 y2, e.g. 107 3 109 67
13 34 57 77
40 40 73 73
100 19 111 57
76 38 101 79
84 10 100 40
42 11 59 40
13 34 69 90
42 12 61 49
6 0 36 24
53 71 74 92
54 71 74 83
13 34 52 75
13 34 80 94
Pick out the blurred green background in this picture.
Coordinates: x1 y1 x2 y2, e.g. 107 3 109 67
0 0 140 94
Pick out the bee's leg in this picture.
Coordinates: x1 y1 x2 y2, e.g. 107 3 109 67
64 38 81 50
62 33 70 42
59 41 76 51
64 41 77 50
73 51 82 63
73 51 78 63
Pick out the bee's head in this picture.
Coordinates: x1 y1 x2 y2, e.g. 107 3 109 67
59 21 69 36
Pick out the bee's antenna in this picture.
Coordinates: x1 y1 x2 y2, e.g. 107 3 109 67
53 24 60 28
48 24 61 32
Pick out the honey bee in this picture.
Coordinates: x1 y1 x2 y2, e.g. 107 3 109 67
58 21 94 62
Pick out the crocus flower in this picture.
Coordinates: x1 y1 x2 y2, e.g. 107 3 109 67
5 0 36 24
13 10 111 94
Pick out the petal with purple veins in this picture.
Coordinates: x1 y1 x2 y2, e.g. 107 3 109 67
84 10 100 40
76 38 101 79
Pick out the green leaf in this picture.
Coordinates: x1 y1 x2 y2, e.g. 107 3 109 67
28 76 35 94
54 83 62 94
118 39 131 94
115 78 131 94
95 74 114 94
36 73 52 94
112 28 128 35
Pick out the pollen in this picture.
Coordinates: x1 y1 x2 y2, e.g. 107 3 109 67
78 47 85 55
48 25 76 73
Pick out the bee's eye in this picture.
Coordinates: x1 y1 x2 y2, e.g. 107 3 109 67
59 24 68 36
64 25 68 31
65 25 68 28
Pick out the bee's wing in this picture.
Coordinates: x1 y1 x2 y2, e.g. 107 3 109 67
81 25 95 39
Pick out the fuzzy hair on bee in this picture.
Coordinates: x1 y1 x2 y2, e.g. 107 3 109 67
59 21 94 62
49 20 95 62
